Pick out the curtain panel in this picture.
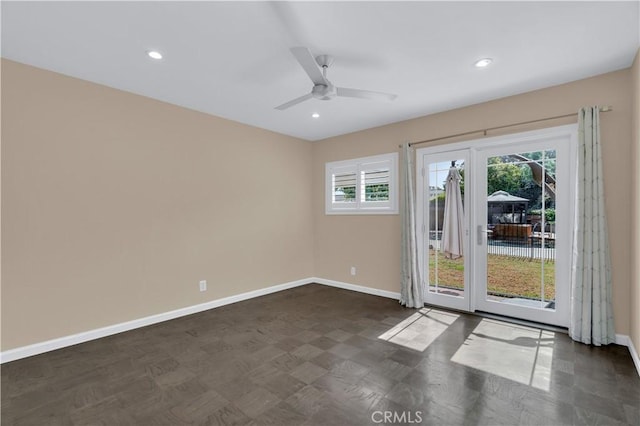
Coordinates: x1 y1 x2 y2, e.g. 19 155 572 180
400 143 424 308
569 106 616 345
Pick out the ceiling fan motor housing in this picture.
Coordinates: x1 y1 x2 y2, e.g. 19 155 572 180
312 83 336 100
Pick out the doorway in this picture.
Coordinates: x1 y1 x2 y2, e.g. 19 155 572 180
416 125 577 327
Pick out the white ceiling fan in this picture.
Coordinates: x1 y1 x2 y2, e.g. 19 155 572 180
275 47 398 110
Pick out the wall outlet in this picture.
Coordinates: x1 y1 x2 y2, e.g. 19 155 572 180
199 280 207 292
350 266 356 276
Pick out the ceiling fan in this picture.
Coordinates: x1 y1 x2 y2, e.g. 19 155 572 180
275 47 398 110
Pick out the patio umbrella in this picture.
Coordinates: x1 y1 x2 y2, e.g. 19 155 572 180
442 165 464 259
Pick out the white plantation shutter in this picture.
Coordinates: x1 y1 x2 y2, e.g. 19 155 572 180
326 153 398 214
331 165 357 209
361 161 391 207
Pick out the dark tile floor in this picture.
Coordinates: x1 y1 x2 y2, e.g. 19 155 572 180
2 284 639 425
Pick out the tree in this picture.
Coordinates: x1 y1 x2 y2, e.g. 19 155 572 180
486 155 556 211
487 157 525 195
365 184 389 201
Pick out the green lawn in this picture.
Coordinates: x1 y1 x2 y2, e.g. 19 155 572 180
428 249 555 300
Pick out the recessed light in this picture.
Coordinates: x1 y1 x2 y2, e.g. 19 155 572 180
312 113 320 118
147 50 163 60
474 58 493 68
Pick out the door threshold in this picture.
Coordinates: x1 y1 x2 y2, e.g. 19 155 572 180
423 303 568 334
473 310 568 333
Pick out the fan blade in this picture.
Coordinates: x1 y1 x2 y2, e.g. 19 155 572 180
336 87 397 101
275 93 313 110
290 47 328 86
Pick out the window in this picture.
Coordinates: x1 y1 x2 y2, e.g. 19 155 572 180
326 152 398 214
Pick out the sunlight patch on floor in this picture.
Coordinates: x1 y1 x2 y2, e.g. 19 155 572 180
451 318 555 391
378 308 459 351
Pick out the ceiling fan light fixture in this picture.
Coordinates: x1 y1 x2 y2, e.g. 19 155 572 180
474 58 493 68
147 50 163 60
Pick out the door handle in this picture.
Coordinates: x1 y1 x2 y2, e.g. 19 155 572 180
477 225 493 245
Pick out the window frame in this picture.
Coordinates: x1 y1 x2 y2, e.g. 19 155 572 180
325 152 398 215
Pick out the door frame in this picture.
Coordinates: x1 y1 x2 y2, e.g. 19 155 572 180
416 124 577 327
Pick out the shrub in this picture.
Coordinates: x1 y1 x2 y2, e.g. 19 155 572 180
529 208 555 222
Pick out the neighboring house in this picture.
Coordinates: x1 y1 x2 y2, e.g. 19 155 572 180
429 186 444 199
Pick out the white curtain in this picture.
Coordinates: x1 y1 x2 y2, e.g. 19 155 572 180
400 143 424 308
570 106 616 345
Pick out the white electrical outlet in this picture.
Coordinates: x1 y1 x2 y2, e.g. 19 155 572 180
350 266 356 276
199 280 207 292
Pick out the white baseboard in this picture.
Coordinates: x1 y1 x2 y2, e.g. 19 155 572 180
629 338 640 378
0 277 401 363
615 334 628 346
0 277 312 364
17 276 640 377
615 334 640 377
311 277 401 300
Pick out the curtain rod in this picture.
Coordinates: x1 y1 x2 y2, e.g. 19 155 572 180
401 106 613 148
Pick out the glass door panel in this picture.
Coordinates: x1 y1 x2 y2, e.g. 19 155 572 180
419 150 470 312
475 135 572 327
485 150 555 308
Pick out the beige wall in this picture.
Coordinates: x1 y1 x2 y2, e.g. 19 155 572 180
0 58 3 351
2 57 637 352
1 59 314 350
631 48 640 352
313 68 634 336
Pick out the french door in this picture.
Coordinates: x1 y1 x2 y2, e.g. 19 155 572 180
416 125 577 327
416 149 471 312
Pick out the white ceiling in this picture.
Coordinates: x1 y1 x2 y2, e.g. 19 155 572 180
2 1 639 141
